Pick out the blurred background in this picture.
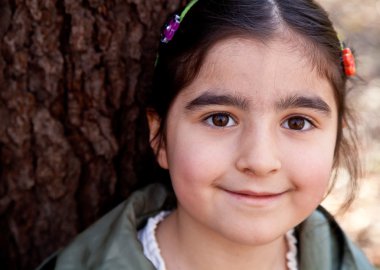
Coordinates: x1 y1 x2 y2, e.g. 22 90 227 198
318 0 380 266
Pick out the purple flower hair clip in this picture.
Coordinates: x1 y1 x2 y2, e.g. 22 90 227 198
159 0 199 44
161 14 181 44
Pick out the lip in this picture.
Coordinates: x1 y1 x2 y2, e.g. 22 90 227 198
221 188 288 206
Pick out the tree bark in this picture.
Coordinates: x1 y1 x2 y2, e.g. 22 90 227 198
0 0 180 269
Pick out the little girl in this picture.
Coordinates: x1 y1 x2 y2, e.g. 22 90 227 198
38 0 374 269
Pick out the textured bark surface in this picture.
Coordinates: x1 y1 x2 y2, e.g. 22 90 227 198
0 0 180 269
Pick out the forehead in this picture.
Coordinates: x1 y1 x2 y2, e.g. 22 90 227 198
201 37 317 84
179 37 335 109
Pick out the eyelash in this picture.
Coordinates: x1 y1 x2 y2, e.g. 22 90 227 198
281 115 316 131
202 112 316 131
203 112 238 128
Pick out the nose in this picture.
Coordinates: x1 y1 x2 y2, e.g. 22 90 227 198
235 126 281 177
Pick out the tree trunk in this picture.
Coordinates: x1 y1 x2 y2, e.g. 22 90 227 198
0 0 180 269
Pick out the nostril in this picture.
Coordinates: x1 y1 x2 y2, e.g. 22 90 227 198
236 154 282 177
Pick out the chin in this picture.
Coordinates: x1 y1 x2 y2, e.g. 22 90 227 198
214 223 288 248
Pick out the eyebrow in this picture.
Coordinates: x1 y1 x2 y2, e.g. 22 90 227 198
276 95 331 115
185 92 250 111
185 91 331 115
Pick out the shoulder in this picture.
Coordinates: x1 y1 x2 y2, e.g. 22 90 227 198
297 206 375 270
36 184 169 270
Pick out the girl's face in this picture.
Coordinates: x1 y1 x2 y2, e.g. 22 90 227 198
151 37 338 245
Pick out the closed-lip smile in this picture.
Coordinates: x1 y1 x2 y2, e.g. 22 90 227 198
220 187 288 206
228 189 285 197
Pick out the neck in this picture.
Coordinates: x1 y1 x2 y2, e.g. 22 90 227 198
156 207 288 270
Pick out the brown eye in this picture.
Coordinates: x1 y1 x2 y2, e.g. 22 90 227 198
205 113 236 127
283 116 313 131
288 117 305 130
212 114 229 126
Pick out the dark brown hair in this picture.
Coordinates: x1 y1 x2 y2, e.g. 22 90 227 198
145 0 360 210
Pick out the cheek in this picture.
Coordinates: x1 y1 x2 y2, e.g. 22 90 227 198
286 142 335 203
165 131 231 201
167 143 210 210
167 136 223 184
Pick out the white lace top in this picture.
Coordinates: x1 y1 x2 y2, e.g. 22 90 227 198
138 211 298 270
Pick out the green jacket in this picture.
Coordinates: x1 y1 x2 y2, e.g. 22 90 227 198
37 184 375 270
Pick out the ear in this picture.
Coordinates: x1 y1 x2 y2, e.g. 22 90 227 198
146 109 169 169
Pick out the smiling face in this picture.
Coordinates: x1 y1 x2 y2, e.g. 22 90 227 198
150 37 338 246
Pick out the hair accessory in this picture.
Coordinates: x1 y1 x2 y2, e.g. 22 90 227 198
342 47 356 77
340 42 356 77
161 15 181 43
160 0 199 44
